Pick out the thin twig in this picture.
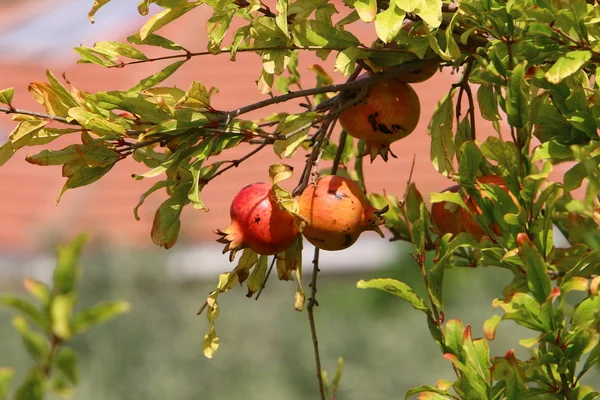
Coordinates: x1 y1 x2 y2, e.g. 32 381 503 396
255 256 277 301
307 247 326 400
0 106 71 124
206 142 268 183
330 130 347 176
453 57 476 140
41 334 61 376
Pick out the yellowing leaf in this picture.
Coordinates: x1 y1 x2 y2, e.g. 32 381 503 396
545 50 592 84
269 163 294 185
88 0 112 22
354 0 377 23
139 3 200 40
414 0 443 28
375 3 406 43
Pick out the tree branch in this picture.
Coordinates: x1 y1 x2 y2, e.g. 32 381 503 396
0 106 71 124
308 247 326 400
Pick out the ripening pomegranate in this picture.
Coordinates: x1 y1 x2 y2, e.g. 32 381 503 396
430 185 465 236
216 182 299 261
339 77 420 162
298 175 385 251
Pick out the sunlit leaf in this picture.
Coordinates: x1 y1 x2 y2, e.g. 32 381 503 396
127 60 186 94
375 2 405 43
357 278 430 313
151 181 191 248
545 50 591 84
0 88 14 106
51 294 75 340
139 3 201 40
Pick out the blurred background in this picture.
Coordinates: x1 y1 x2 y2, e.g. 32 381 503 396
0 1 595 399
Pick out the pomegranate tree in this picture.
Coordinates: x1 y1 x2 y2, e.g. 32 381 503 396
339 77 421 162
298 175 385 251
216 182 299 261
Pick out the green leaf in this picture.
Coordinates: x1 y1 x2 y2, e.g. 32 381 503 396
404 385 453 399
246 255 269 297
207 7 236 53
545 50 591 84
493 292 549 331
483 314 502 340
276 0 290 37
0 295 49 332
335 47 362 76
291 20 360 49
476 84 500 121
413 0 443 27
405 182 424 224
0 119 48 166
444 318 465 358
139 3 200 40
127 33 184 51
0 88 14 106
176 81 218 108
273 113 317 157
572 296 600 329
14 369 43 400
354 0 377 23
57 162 116 203
357 278 430 313
519 243 551 304
26 145 79 166
53 233 88 295
55 347 78 385
133 180 174 220
127 60 186 94
51 294 74 340
428 90 455 176
151 181 191 248
458 141 483 183
12 317 48 361
71 301 130 335
480 137 519 176
88 41 147 62
506 62 528 129
67 108 127 136
0 368 14 400
375 2 405 43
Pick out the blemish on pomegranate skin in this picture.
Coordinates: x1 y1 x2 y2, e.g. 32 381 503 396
342 234 353 247
254 216 261 224
367 112 379 132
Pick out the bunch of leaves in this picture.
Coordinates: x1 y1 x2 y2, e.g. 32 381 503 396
0 234 129 400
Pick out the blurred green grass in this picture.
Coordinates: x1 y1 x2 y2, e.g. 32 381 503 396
1 244 598 399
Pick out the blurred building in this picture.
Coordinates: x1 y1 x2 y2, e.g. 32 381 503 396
0 1 494 279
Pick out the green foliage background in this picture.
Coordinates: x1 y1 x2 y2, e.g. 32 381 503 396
2 244 598 399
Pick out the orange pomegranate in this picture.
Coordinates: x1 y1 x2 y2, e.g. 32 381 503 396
298 175 385 251
339 77 420 162
216 182 299 261
430 185 465 236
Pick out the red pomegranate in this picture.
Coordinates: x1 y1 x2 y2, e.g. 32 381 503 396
298 175 385 251
339 77 420 162
216 182 299 261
